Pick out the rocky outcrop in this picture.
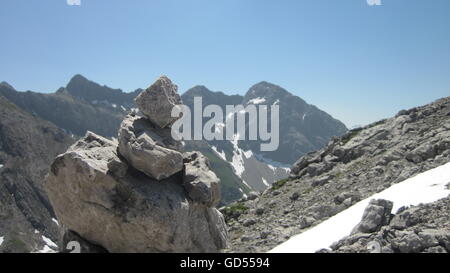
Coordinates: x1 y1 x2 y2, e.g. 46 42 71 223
329 197 450 253
224 96 450 253
44 76 228 253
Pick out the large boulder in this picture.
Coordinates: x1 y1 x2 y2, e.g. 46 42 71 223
45 132 228 253
135 76 182 128
352 199 393 234
183 152 221 207
118 114 184 180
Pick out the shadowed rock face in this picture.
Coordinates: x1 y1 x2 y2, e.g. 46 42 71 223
44 76 229 253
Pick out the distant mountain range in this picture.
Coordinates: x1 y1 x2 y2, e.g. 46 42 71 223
0 75 347 202
182 83 347 192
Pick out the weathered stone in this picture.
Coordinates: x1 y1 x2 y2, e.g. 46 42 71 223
390 207 420 230
246 191 259 201
299 216 315 229
334 191 361 205
243 219 256 227
135 76 182 128
183 152 221 207
118 114 183 180
392 232 423 253
352 199 393 234
45 132 228 253
290 192 300 201
255 207 265 215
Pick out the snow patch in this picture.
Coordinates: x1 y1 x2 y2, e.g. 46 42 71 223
243 150 253 159
35 245 57 253
42 235 57 249
241 180 251 189
248 97 266 105
230 134 246 177
52 218 59 226
269 162 450 253
262 178 270 187
239 187 248 198
0 236 4 247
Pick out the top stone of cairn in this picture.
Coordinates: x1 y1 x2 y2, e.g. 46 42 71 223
135 76 182 128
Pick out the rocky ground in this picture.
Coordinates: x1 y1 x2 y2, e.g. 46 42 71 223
328 196 450 253
223 96 450 253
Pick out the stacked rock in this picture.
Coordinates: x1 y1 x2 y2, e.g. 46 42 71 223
45 76 228 253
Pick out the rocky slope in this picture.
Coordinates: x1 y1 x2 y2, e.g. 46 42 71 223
239 81 348 165
0 95 73 253
328 196 450 253
44 76 228 253
223 96 450 253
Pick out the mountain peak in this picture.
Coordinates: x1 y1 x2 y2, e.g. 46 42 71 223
68 74 89 84
0 81 15 90
246 81 292 99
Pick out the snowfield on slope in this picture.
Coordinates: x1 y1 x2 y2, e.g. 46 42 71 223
269 161 450 253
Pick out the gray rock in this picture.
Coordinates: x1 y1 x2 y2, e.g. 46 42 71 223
246 191 259 201
118 114 183 180
392 232 423 253
260 231 270 239
290 192 300 201
299 216 315 229
405 152 423 163
352 199 393 234
134 76 182 128
243 219 256 227
45 132 228 253
255 207 265 215
311 175 331 187
183 152 221 207
390 207 420 230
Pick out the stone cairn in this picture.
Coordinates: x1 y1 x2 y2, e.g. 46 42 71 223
45 76 228 253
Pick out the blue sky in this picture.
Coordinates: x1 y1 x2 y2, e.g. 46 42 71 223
0 0 449 127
